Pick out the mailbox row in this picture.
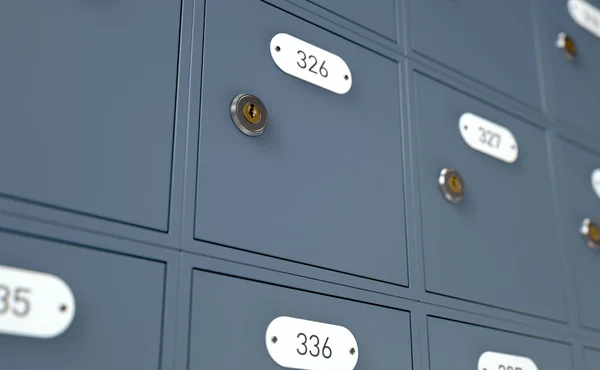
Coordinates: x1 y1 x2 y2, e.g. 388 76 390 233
0 233 592 370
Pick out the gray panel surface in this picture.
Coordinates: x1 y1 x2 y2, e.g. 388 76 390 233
537 0 600 136
427 317 573 370
413 71 567 321
188 269 413 369
0 0 181 231
306 0 398 41
555 139 600 330
0 232 166 370
410 0 541 109
195 0 408 285
5 1 600 368
584 347 600 370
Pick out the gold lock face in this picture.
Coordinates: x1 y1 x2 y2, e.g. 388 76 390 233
557 32 577 60
564 36 577 58
243 103 262 124
230 94 268 137
447 174 463 194
439 168 465 204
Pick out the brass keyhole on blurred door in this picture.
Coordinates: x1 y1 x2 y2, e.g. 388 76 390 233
556 32 577 60
581 218 600 249
243 103 262 124
448 174 463 193
439 168 465 204
230 93 268 137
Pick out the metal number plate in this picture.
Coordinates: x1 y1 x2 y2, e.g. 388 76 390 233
479 352 538 370
0 265 75 338
265 316 358 370
568 0 600 39
459 113 519 163
592 169 600 199
270 33 352 95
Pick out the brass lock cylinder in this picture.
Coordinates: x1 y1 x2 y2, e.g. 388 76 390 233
581 218 600 249
439 168 465 204
556 32 577 60
230 93 268 136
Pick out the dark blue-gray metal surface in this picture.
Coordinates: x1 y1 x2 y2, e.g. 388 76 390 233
1 0 600 369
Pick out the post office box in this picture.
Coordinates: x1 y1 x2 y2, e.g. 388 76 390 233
413 72 566 321
427 317 573 370
303 0 398 42
188 269 413 369
584 347 600 370
0 232 166 370
195 0 407 285
409 0 541 109
554 139 600 330
537 0 600 136
0 0 180 231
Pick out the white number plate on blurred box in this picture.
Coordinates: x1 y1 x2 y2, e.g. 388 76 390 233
0 265 75 338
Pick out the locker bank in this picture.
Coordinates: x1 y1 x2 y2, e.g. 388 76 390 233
2 0 600 369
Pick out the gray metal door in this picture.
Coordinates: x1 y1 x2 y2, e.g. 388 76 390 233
413 71 566 321
555 139 600 330
0 232 166 370
194 0 408 285
409 0 541 108
427 316 574 370
188 269 413 369
0 0 181 230
537 0 600 136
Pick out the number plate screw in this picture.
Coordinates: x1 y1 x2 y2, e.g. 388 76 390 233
59 304 68 313
349 347 356 355
271 336 278 343
230 93 268 136
439 168 465 204
556 32 577 60
580 218 600 249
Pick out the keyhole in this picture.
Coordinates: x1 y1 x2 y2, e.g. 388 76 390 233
243 102 262 124
449 175 462 193
557 32 577 60
565 37 576 56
